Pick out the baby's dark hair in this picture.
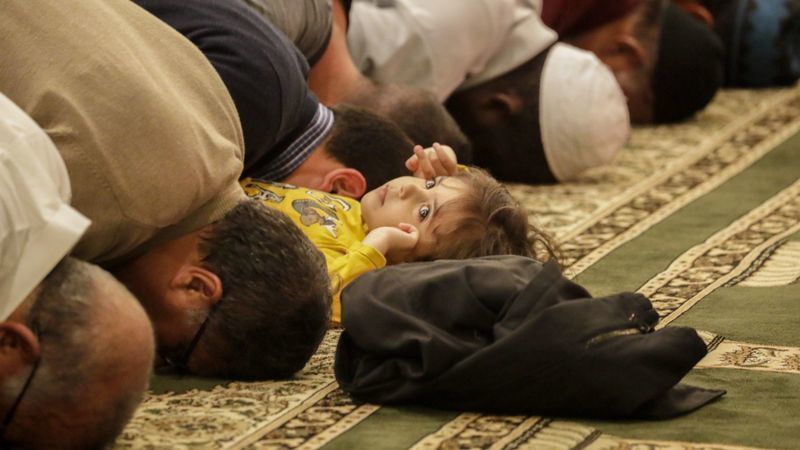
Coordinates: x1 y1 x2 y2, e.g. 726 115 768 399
424 167 558 263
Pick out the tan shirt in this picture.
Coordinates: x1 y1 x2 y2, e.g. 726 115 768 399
0 0 246 264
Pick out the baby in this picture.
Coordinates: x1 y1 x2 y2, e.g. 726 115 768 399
242 144 555 323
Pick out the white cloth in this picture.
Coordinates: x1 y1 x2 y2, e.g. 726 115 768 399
539 43 630 181
0 93 89 320
348 0 557 100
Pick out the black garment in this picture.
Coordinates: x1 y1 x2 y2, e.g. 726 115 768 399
335 256 724 419
134 0 320 177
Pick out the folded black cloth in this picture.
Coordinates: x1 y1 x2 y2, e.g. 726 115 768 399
335 256 724 419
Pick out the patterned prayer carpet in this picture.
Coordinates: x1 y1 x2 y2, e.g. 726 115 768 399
115 86 800 450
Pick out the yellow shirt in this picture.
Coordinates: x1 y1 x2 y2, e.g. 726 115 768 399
242 179 386 323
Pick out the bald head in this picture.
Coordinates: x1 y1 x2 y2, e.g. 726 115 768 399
0 258 154 449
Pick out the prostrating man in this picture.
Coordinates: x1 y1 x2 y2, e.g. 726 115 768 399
0 0 331 379
240 0 472 158
349 0 724 125
0 93 155 448
348 0 630 183
136 0 452 199
541 0 725 123
446 43 630 183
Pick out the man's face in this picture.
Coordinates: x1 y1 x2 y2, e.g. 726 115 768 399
112 233 204 353
564 12 655 123
614 69 654 123
360 176 466 256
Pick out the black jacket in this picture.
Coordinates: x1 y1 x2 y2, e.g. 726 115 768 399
335 256 724 419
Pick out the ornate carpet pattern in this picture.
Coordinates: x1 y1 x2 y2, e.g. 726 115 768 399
115 87 800 449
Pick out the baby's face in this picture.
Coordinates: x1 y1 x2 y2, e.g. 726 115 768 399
360 176 466 255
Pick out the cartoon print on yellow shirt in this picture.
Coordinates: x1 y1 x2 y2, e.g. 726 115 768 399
247 183 285 203
306 190 352 214
293 199 341 238
241 177 384 324
242 180 355 238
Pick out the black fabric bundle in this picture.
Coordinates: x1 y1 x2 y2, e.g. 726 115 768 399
335 256 724 419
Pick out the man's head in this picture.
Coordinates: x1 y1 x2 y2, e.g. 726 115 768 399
0 258 154 448
114 200 331 380
446 44 629 184
563 0 663 122
284 105 415 199
343 82 473 164
563 0 723 123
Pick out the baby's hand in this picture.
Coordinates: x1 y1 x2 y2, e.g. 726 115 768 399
362 223 419 264
405 143 457 179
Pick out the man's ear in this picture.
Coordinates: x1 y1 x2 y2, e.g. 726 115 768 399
676 2 714 26
0 322 41 371
321 168 367 199
615 35 648 69
470 90 524 126
169 265 223 309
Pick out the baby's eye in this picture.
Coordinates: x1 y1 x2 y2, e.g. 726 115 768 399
425 178 436 189
419 205 431 220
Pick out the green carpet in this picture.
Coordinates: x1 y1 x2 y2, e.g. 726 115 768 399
115 87 800 449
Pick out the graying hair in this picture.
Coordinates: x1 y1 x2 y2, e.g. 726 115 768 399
2 258 147 449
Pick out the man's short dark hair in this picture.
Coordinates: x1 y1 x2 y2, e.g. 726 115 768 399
197 200 331 380
325 105 415 192
445 51 556 184
344 83 473 163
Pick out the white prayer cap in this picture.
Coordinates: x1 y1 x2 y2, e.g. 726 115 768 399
539 43 630 181
0 93 90 319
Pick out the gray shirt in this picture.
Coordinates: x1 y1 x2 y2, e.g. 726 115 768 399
241 0 333 64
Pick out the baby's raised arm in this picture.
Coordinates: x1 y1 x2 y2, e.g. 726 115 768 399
405 143 457 179
362 223 419 265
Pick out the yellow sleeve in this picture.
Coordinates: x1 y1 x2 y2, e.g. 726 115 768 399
320 241 386 325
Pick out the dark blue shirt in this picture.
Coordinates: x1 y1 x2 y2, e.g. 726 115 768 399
134 0 330 179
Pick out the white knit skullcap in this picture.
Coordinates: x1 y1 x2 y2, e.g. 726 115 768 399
0 93 90 319
539 43 630 181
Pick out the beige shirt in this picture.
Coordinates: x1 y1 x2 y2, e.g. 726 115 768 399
0 0 246 264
